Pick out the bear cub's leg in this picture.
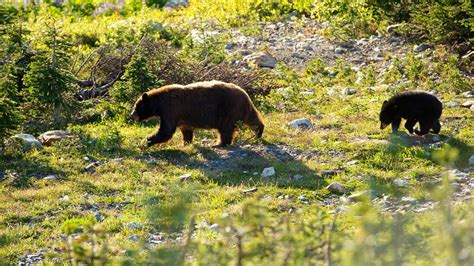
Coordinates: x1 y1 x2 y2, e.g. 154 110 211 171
414 118 435 136
181 128 194 145
430 119 441 134
404 118 417 134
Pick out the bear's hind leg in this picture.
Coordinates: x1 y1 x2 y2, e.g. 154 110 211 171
217 125 235 147
404 118 417 134
414 118 434 136
181 128 194 145
430 119 441 134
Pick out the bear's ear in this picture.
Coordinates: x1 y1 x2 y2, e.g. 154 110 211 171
382 100 388 107
141 93 149 101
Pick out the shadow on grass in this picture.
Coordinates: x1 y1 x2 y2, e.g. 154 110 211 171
148 139 328 191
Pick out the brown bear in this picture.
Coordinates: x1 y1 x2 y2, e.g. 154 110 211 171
130 80 265 147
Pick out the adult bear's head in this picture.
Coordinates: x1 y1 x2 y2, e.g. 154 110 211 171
130 93 155 122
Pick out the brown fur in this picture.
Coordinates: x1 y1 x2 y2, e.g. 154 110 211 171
130 80 265 147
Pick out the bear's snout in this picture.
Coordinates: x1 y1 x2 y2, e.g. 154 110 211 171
380 123 389 129
130 111 140 121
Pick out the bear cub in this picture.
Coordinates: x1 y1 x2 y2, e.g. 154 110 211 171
130 80 264 147
379 91 442 136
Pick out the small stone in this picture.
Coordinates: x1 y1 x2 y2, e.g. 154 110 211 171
261 167 275 178
243 51 277 68
288 118 313 129
60 195 69 201
348 190 376 202
462 91 474 98
261 195 272 200
446 100 461 107
413 43 431 53
126 222 143 230
85 162 100 172
43 174 58 181
10 134 43 151
469 155 474 166
292 174 304 181
346 160 359 166
449 169 470 183
386 23 404 33
243 187 258 193
94 212 103 222
164 0 188 7
432 135 441 142
224 42 236 50
326 182 346 193
297 195 306 201
401 197 417 204
303 45 313 51
461 101 474 108
301 90 314 96
128 235 140 242
342 87 356 95
38 130 73 146
334 47 344 54
320 170 337 177
208 223 219 232
393 178 409 187
329 206 349 214
179 173 192 181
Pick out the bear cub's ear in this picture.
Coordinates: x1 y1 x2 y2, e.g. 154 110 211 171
142 93 149 101
382 100 388 107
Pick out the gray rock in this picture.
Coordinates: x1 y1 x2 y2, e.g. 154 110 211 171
60 195 70 201
261 167 275 177
413 43 431 53
38 130 73 146
469 155 474 166
446 100 461 107
461 101 474 108
164 0 188 7
326 182 346 193
126 222 143 230
128 235 140 242
462 91 474 98
288 118 313 129
243 51 277 68
292 174 304 181
393 178 409 187
85 162 100 172
346 160 359 166
320 170 337 177
243 187 258 193
342 87 356 95
334 47 345 54
94 212 103 222
179 173 192 181
208 223 219 232
401 197 417 204
348 190 377 202
386 23 404 33
10 134 43 151
224 42 236 50
43 174 58 181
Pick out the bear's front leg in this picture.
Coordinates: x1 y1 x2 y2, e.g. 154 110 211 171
146 121 177 147
391 117 401 133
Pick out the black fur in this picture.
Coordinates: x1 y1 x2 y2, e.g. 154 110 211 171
379 91 442 135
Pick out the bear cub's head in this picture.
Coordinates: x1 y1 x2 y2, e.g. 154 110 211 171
379 100 397 129
130 93 154 122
